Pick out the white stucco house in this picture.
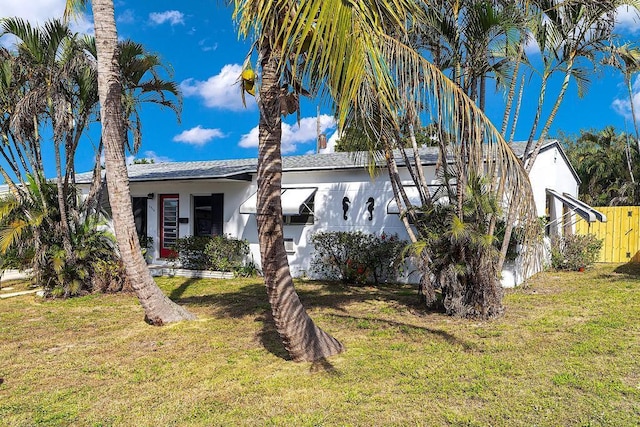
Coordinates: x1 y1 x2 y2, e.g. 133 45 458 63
76 140 605 286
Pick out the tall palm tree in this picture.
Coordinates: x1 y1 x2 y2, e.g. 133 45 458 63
234 0 538 349
0 18 88 270
498 0 640 271
607 43 640 152
414 0 527 109
522 0 636 170
64 0 195 324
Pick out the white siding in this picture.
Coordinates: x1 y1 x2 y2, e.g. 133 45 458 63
81 141 579 286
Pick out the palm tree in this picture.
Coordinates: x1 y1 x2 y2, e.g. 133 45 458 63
498 0 639 271
606 43 640 154
78 37 182 213
64 0 195 324
234 0 538 348
522 0 634 170
413 0 527 110
0 175 121 296
0 18 91 273
565 127 637 205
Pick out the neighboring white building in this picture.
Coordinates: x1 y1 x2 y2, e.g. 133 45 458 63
76 140 604 285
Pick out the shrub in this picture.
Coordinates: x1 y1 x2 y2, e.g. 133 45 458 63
92 259 132 293
204 235 250 273
412 174 505 319
551 233 603 271
174 234 251 274
173 236 211 270
310 231 406 284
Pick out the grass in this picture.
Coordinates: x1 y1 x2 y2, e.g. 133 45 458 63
0 264 639 426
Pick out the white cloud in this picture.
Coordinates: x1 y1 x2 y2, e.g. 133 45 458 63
198 39 218 52
615 5 640 34
117 9 136 24
1 0 93 46
239 115 337 154
149 10 185 26
181 64 255 111
612 75 640 122
173 126 225 146
69 16 94 35
3 0 65 25
142 151 172 163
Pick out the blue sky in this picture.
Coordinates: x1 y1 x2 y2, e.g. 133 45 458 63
3 0 640 175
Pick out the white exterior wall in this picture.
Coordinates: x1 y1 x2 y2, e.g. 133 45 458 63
82 141 579 286
128 180 254 263
274 167 435 278
527 146 580 235
130 167 434 281
500 145 580 287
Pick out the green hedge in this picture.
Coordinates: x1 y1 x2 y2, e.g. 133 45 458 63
173 235 255 275
310 231 407 284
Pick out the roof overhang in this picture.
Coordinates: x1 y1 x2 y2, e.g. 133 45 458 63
546 189 607 223
240 187 317 215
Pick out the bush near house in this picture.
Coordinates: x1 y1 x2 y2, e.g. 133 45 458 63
173 235 252 274
551 233 603 271
310 231 407 284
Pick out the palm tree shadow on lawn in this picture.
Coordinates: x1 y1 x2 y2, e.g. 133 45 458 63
171 279 466 361
612 262 640 277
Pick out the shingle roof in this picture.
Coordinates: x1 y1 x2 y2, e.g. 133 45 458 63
75 140 556 184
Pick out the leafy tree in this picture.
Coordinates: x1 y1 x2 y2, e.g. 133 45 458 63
234 0 538 331
64 0 195 324
133 158 155 164
0 176 123 296
412 175 504 318
334 124 439 152
562 127 640 205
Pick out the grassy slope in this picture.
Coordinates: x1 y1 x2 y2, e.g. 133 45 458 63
0 264 638 426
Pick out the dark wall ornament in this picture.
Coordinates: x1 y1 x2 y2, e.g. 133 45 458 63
342 196 350 220
366 197 375 221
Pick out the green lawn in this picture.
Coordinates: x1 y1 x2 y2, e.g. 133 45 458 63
0 264 639 426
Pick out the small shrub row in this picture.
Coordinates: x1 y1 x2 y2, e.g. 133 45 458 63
173 235 256 275
310 231 407 285
550 233 603 271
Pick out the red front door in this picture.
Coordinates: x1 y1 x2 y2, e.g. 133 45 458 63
160 194 179 258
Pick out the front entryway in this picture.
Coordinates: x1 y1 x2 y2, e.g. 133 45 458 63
160 194 179 258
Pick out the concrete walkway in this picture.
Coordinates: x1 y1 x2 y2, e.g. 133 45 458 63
0 289 40 299
1 269 30 281
0 270 36 299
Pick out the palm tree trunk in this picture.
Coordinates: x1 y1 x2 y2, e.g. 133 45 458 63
522 73 549 159
406 105 431 206
626 75 640 156
92 0 194 324
84 138 105 217
53 139 75 265
385 144 418 243
256 46 343 362
525 65 573 173
508 76 525 144
501 47 523 137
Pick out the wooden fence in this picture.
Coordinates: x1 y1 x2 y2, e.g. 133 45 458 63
575 206 640 263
